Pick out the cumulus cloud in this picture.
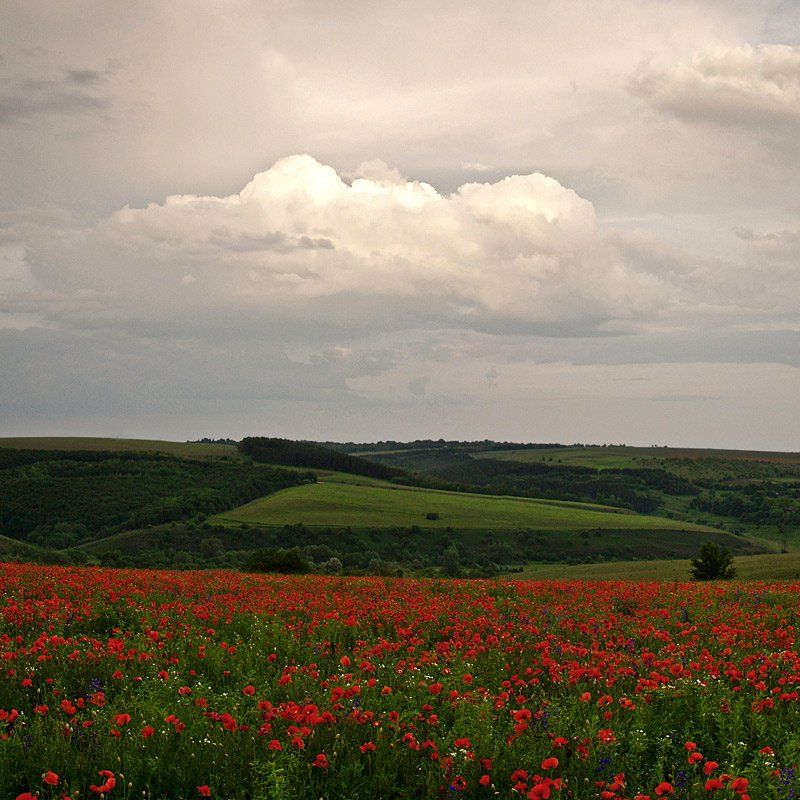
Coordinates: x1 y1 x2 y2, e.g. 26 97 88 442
630 44 800 127
14 154 677 337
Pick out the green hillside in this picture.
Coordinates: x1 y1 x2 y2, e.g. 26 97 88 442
0 437 238 458
472 444 800 471
212 479 714 532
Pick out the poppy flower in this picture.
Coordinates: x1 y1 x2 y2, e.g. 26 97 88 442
43 772 59 786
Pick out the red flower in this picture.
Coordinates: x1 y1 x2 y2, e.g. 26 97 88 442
197 787 211 797
360 741 376 753
313 753 329 769
704 761 719 776
451 776 467 791
654 782 674 796
43 772 59 786
141 725 155 739
114 713 130 727
242 685 255 696
541 757 559 770
16 794 37 800
479 774 491 787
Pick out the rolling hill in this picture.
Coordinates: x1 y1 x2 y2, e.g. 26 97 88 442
211 477 712 532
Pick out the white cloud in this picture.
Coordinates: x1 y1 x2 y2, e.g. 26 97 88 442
630 44 800 127
53 154 672 333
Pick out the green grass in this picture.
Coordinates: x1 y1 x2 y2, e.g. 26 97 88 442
0 436 238 458
0 534 47 560
473 444 800 470
211 480 716 532
515 552 800 581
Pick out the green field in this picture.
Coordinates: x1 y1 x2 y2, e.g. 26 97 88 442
473 444 800 470
516 552 800 581
212 479 715 532
0 436 238 458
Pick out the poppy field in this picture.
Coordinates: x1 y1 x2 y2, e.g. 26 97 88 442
1 564 799 800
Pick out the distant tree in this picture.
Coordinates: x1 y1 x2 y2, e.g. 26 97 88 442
440 544 462 578
199 536 224 560
322 557 343 574
690 542 737 581
243 547 311 574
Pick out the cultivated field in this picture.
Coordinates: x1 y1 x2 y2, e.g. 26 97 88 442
0 436 238 458
472 444 800 470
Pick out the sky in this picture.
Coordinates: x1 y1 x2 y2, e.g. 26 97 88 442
1 0 799 449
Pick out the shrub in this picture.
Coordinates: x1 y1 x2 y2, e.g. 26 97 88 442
690 541 737 580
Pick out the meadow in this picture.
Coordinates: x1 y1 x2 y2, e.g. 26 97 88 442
1 563 798 799
211 479 711 533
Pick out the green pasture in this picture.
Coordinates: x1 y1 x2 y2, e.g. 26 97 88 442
473 444 800 471
211 479 715 532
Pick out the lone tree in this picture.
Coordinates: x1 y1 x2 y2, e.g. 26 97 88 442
690 541 737 581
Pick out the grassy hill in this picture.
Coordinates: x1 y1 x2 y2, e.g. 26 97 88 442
211 478 712 532
472 444 800 472
359 441 800 552
0 436 783 576
0 437 238 458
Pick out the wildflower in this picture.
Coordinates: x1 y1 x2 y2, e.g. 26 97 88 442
197 787 211 797
43 772 59 786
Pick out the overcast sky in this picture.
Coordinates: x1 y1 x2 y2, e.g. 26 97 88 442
2 0 799 448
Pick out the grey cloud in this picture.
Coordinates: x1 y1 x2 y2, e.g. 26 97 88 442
64 68 104 85
0 58 115 124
